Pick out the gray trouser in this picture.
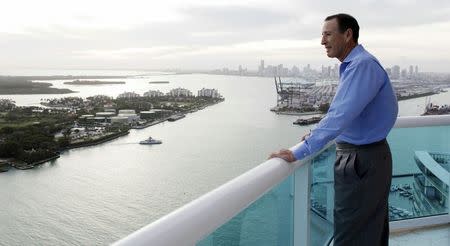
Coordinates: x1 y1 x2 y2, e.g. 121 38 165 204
333 139 392 246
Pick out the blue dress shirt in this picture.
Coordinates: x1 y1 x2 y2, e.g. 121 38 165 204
292 45 398 160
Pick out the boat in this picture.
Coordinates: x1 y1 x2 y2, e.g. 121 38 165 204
293 116 322 125
139 137 162 145
168 114 186 122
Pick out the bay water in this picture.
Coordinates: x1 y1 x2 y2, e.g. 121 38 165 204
0 73 448 245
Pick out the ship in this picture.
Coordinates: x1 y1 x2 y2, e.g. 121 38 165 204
139 137 162 145
293 116 322 125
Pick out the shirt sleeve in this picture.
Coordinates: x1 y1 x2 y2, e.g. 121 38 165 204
292 58 386 160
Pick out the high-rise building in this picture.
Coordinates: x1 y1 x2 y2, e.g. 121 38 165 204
333 64 339 78
291 66 300 77
303 64 311 74
401 69 407 78
277 64 284 76
392 65 400 79
259 60 265 76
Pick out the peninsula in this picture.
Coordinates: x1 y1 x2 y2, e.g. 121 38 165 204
64 80 126 85
0 87 224 171
0 77 74 94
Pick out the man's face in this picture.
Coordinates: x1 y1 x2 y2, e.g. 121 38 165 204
321 19 347 60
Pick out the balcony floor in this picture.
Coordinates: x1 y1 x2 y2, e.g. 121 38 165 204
389 223 450 246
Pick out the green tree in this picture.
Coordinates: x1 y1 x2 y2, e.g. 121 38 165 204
0 140 22 157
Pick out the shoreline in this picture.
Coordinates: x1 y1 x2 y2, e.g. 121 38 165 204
12 154 61 170
65 130 130 150
272 91 441 116
397 92 437 101
131 117 170 129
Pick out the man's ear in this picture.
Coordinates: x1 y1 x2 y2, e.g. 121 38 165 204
345 28 353 43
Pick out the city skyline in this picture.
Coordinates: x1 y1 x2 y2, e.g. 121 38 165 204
1 0 450 73
211 60 427 79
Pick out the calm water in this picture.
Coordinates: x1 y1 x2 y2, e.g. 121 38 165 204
0 73 448 245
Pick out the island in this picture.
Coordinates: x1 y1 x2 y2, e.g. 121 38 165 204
0 87 224 171
0 77 75 94
64 80 126 85
149 81 170 84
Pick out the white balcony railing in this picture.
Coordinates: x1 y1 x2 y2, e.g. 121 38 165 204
113 115 450 246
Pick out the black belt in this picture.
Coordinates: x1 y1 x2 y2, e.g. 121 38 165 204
335 138 387 150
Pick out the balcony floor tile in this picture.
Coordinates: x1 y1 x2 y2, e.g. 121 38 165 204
389 223 450 246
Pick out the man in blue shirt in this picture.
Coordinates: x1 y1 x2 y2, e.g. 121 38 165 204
270 14 398 245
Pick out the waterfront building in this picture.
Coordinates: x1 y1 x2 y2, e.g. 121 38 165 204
139 111 156 120
118 109 136 114
117 109 139 123
104 108 117 113
144 90 164 98
110 116 129 124
197 88 221 98
93 117 107 123
117 92 140 99
167 88 193 97
95 112 116 117
140 109 169 120
79 114 94 119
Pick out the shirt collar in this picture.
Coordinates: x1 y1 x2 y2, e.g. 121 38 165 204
342 44 364 63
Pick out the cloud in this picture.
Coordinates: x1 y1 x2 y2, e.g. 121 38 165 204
0 0 449 72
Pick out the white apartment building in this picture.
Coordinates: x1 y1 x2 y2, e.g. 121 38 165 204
167 88 193 97
143 90 164 97
197 88 221 98
117 92 140 99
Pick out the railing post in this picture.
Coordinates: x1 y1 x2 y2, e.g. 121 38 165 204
294 162 311 246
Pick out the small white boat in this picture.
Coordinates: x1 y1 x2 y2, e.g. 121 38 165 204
139 137 162 145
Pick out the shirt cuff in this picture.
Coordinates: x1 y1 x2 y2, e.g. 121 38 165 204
290 141 311 161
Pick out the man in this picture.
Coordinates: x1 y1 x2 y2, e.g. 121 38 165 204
270 14 398 245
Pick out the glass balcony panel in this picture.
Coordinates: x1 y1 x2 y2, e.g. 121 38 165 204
309 125 450 244
387 125 449 221
197 175 294 246
310 146 335 246
199 124 449 246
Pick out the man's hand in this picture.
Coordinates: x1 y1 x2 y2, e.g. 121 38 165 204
268 149 297 163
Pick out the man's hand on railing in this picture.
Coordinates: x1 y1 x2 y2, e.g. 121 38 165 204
269 149 297 163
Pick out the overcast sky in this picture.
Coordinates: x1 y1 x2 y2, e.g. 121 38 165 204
1 0 450 73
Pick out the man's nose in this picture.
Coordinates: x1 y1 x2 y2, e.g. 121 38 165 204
321 36 326 45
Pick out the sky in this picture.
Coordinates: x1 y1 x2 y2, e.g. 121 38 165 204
1 0 450 73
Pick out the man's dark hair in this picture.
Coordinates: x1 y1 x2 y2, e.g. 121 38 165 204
325 13 359 43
